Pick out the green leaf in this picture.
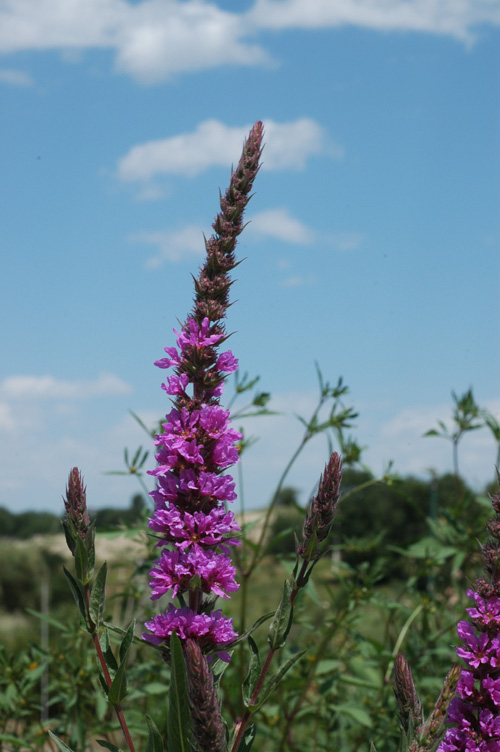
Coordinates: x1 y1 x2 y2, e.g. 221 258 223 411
235 724 256 752
119 620 136 664
211 653 234 689
226 611 274 648
74 532 89 583
250 651 306 711
108 657 128 705
25 608 67 631
100 628 118 673
167 632 191 752
97 741 124 752
47 731 77 752
146 715 164 752
335 704 373 728
268 580 293 650
0 735 29 747
142 682 168 695
89 562 107 629
63 566 88 629
242 636 261 707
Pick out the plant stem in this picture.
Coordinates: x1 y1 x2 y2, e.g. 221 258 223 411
231 647 276 752
83 585 136 752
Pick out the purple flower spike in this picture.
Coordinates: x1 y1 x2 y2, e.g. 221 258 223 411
143 122 264 660
438 474 500 751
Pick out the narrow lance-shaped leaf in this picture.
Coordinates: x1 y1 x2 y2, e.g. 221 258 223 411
107 634 132 707
63 566 88 630
233 724 256 752
47 731 77 752
167 632 191 752
268 580 293 650
74 529 89 583
249 651 306 712
100 628 118 673
89 562 107 629
145 715 164 752
242 636 261 707
119 620 136 664
97 741 125 752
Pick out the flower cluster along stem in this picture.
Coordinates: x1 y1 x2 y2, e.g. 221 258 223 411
435 472 500 750
142 123 264 669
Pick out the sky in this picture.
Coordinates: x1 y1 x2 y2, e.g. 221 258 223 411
1 0 499 516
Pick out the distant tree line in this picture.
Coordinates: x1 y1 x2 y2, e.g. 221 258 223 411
0 493 148 539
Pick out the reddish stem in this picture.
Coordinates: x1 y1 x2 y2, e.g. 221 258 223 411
84 585 137 752
231 565 310 752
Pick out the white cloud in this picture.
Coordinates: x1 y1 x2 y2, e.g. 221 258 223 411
0 0 269 84
248 208 313 245
134 183 168 202
129 226 207 266
248 0 500 43
280 274 317 288
117 118 338 183
0 68 34 86
365 399 500 488
114 0 270 84
328 232 365 252
0 403 15 431
263 119 343 169
0 0 498 89
0 373 132 401
235 391 500 512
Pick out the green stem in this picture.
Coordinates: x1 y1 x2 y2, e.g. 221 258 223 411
384 602 424 684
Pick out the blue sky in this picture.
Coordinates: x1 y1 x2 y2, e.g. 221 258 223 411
1 0 499 514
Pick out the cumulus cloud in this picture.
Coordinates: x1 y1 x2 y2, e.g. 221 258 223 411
0 68 34 86
117 118 338 183
248 0 500 43
129 226 207 266
367 399 500 488
0 0 497 87
0 0 269 84
114 0 269 83
0 373 132 401
248 208 313 245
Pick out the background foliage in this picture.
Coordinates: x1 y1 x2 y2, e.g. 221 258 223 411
0 386 497 752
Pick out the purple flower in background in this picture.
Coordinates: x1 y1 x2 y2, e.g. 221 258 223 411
142 121 264 658
438 475 500 752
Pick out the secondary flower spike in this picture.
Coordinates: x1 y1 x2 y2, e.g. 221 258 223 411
298 451 342 561
143 122 264 657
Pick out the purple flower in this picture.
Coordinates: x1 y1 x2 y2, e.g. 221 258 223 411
161 373 190 396
438 476 500 752
149 547 239 600
149 506 240 550
482 676 500 707
143 605 237 655
466 590 500 629
144 121 264 661
456 621 493 668
216 351 239 373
